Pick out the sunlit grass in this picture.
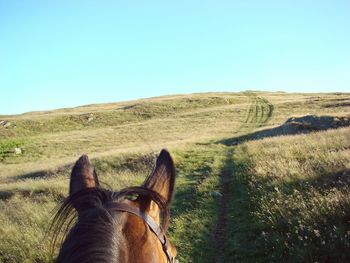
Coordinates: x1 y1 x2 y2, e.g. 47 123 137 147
170 145 226 263
0 92 349 262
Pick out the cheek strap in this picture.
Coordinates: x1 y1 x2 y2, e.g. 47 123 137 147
106 202 178 263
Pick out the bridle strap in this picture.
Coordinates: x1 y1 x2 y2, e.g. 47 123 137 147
106 202 177 263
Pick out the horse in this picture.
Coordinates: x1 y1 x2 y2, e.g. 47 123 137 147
51 149 178 263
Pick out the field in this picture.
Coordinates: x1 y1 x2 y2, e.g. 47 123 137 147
0 91 349 262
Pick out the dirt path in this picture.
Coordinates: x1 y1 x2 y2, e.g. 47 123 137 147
212 94 274 262
213 148 234 263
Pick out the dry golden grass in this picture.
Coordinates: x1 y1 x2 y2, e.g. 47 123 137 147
0 91 349 262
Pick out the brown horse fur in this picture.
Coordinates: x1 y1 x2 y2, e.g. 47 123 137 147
50 149 177 263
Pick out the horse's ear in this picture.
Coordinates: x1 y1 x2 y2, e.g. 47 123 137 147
143 149 176 205
70 155 99 195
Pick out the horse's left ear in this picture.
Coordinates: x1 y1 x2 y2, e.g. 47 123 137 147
143 149 176 206
70 155 99 196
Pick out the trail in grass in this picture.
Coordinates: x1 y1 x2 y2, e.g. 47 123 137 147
220 149 258 262
213 147 234 263
212 94 274 262
213 146 258 262
243 94 274 128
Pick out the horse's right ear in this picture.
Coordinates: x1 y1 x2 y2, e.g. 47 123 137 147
70 155 99 196
142 149 176 206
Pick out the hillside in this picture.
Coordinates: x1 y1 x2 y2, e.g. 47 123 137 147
0 91 349 262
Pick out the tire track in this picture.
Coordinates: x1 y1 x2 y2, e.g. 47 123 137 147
243 94 274 127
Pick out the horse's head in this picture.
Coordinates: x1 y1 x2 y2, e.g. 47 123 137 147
52 149 178 263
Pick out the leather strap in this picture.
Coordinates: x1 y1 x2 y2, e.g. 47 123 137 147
106 202 178 263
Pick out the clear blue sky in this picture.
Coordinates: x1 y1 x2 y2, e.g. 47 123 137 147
1 0 350 114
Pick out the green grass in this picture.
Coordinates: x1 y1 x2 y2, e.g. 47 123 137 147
0 139 27 161
170 145 227 262
0 91 350 262
0 95 242 139
224 127 350 262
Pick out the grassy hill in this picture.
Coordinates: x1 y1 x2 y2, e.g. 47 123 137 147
0 91 349 262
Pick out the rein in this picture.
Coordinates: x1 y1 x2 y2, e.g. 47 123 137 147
106 202 178 263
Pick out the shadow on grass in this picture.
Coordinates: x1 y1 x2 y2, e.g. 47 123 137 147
212 147 234 263
223 153 350 262
279 168 350 194
0 188 65 202
0 191 14 201
14 170 56 180
218 115 350 146
220 152 267 262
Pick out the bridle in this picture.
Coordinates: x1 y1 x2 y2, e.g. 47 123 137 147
106 202 179 263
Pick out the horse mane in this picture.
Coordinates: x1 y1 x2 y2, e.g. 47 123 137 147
50 185 170 262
